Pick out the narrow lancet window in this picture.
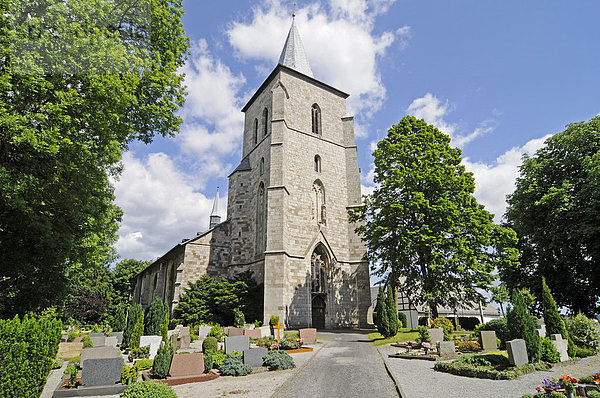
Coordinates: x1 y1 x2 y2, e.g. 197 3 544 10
260 157 264 175
253 119 258 145
262 108 268 137
311 104 321 135
314 155 321 173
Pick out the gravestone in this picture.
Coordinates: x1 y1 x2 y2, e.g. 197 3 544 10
82 357 124 387
258 326 271 338
57 342 83 360
439 341 457 359
536 324 546 338
113 331 123 345
169 353 204 377
506 339 528 366
243 329 261 339
550 334 569 362
179 334 191 350
243 347 268 367
225 335 250 354
89 334 106 347
299 328 317 344
89 333 104 337
105 336 118 347
198 325 212 339
81 346 119 362
140 336 163 359
481 330 498 351
427 328 444 344
228 327 244 337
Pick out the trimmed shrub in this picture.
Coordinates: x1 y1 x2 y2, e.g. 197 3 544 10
432 318 454 341
123 304 144 348
130 314 144 350
145 298 168 336
202 336 219 353
417 326 430 343
540 337 560 363
397 312 407 328
565 312 600 351
0 315 62 397
81 335 94 348
433 360 550 380
269 315 279 335
573 346 597 358
263 350 295 370
454 353 509 367
120 380 177 398
233 308 245 328
152 342 174 379
374 287 387 336
219 354 252 376
111 304 127 332
507 289 541 362
587 391 600 398
204 350 214 371
385 287 399 337
476 318 509 349
541 277 574 357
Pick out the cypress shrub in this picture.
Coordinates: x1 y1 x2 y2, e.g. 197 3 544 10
375 287 388 336
202 336 218 353
152 342 174 378
384 286 399 338
507 289 541 362
123 304 143 348
130 314 144 350
397 311 407 328
111 304 127 332
145 298 167 336
540 337 560 363
204 351 214 371
541 278 575 357
161 306 169 342
373 287 383 327
0 315 62 397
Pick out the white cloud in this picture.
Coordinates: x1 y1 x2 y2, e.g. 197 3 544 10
227 0 402 119
406 93 496 147
113 152 218 260
463 135 552 222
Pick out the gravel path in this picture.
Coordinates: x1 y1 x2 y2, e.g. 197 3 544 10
379 345 600 398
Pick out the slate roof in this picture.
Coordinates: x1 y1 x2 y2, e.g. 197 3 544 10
278 19 314 77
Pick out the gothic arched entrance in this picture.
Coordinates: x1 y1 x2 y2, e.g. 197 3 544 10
312 295 326 329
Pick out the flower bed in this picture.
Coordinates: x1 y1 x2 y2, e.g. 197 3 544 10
433 353 550 380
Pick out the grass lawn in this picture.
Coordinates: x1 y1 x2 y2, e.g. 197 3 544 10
367 328 420 346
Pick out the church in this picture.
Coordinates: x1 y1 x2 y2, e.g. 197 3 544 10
131 19 371 329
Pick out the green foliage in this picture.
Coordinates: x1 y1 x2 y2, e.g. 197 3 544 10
109 259 151 314
490 285 510 316
263 350 296 371
123 304 143 348
586 391 600 398
565 312 600 351
417 326 430 343
208 324 225 339
269 315 279 335
152 342 174 379
432 318 454 341
397 312 407 328
233 308 246 328
434 359 550 380
541 277 569 341
204 350 214 371
375 287 388 336
81 335 94 348
171 273 263 326
476 318 509 349
385 287 399 337
52 358 64 369
540 337 560 363
549 392 567 398
507 289 541 362
455 353 509 367
503 116 600 316
130 313 144 350
121 359 154 384
145 298 169 336
120 380 177 398
202 336 218 353
209 350 227 369
522 395 534 398
349 116 518 318
0 0 189 318
572 346 597 358
219 354 252 376
110 304 128 332
161 309 169 342
0 314 62 397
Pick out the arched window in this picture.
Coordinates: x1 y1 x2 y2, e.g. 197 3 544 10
311 244 329 293
253 119 258 145
312 180 326 224
255 182 266 256
314 155 321 173
262 108 268 137
311 104 321 135
260 157 264 175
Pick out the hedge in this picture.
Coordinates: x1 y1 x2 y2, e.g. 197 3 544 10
0 315 62 397
433 360 550 380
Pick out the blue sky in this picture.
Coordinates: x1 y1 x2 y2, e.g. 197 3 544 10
114 0 600 262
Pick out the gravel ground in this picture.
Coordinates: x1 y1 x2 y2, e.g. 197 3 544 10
379 345 600 398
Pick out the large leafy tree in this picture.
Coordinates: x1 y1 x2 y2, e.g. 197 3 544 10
350 116 518 318
0 0 188 316
503 116 600 316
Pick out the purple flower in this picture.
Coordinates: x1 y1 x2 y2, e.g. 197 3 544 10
422 342 431 349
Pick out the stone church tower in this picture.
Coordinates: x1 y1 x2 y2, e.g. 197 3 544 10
132 19 370 329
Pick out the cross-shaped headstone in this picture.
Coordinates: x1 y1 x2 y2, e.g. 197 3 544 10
273 321 285 342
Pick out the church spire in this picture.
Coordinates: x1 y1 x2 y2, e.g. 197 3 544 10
278 18 314 77
209 187 221 229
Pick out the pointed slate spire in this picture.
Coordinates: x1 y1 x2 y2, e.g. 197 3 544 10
278 18 314 77
209 187 221 229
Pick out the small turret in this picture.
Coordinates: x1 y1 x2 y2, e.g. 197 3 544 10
209 187 221 229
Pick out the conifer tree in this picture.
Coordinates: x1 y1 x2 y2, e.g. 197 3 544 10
145 297 167 336
375 287 389 336
541 277 575 357
123 304 143 348
385 287 399 337
507 289 541 362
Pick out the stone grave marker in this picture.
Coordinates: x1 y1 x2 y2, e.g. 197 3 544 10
82 357 124 387
170 333 180 350
179 335 191 350
536 324 546 338
228 327 244 337
56 342 83 360
81 346 119 362
243 347 268 367
198 325 212 339
169 352 204 377
243 329 261 339
140 335 163 359
427 327 444 344
481 330 498 351
439 341 457 359
105 336 118 347
225 335 249 354
299 328 317 344
506 339 528 366
89 334 106 347
113 331 123 345
550 334 569 362
258 325 271 338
